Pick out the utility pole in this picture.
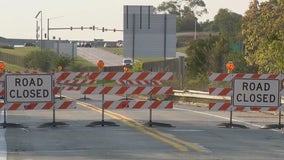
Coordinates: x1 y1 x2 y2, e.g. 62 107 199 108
35 11 42 51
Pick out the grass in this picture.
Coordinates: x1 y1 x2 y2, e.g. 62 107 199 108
0 47 39 57
99 47 187 63
73 56 96 67
176 46 188 53
100 47 124 56
5 63 27 72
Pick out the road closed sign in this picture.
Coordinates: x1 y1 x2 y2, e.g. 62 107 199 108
5 74 53 103
233 79 280 107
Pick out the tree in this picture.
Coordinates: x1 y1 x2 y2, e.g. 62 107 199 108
24 49 72 72
242 0 284 73
213 9 243 41
185 34 230 78
156 0 207 32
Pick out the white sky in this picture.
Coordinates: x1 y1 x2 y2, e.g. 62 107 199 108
0 0 268 41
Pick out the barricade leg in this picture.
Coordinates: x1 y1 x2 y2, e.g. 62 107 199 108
3 108 7 128
53 107 56 127
149 108 152 127
229 110 233 128
278 110 282 129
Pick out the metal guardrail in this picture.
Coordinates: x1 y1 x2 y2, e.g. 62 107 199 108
173 89 230 101
174 90 284 103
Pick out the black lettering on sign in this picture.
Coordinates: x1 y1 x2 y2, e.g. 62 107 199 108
242 82 248 90
9 89 50 99
242 82 270 91
14 78 44 87
37 78 43 86
264 83 270 91
15 78 21 86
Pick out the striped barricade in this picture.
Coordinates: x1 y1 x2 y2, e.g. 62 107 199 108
54 72 173 81
0 100 76 110
209 102 279 111
87 72 173 81
116 80 163 86
209 73 282 82
209 73 282 111
54 72 89 83
81 86 173 95
103 100 173 109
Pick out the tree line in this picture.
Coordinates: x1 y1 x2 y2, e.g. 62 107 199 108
156 0 284 88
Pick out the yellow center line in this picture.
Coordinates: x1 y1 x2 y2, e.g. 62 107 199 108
67 96 207 152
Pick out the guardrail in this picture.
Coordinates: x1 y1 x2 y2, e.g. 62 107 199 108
174 90 284 103
173 90 230 101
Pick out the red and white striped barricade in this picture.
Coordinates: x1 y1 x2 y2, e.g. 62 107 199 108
209 73 282 111
116 80 163 86
86 72 174 81
81 86 173 95
103 100 173 109
0 100 76 110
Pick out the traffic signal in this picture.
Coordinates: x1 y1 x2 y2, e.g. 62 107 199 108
102 27 104 32
81 26 83 30
70 27 73 30
113 28 116 32
93 25 95 30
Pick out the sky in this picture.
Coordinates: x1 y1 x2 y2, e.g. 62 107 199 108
0 0 268 41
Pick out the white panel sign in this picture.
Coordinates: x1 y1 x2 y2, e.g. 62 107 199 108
123 5 176 58
5 74 53 103
233 79 280 107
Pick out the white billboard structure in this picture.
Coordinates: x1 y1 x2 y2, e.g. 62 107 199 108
123 5 176 60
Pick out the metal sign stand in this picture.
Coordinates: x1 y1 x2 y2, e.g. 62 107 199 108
229 108 233 128
3 108 7 128
148 80 153 127
101 80 105 127
52 106 56 127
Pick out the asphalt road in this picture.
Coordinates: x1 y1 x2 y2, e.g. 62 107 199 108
77 47 125 66
2 90 284 160
2 49 283 159
77 47 187 67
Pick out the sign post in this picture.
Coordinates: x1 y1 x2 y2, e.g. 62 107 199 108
5 74 53 103
97 60 105 126
233 79 280 107
4 74 54 127
233 78 281 128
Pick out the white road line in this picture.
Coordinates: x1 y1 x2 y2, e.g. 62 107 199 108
174 107 284 134
0 110 7 160
171 129 204 132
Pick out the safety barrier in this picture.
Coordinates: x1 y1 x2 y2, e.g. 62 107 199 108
116 80 163 86
72 71 174 126
209 73 283 128
0 71 174 127
0 100 76 110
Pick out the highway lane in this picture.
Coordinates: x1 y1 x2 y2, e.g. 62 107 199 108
77 47 124 66
3 90 284 160
77 47 187 67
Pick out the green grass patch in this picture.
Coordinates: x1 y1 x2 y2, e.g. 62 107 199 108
74 56 96 67
0 47 39 57
99 47 124 56
176 46 187 53
5 63 27 72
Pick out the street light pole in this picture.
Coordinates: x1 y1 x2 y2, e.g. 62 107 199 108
47 16 64 40
47 18 49 40
194 17 197 40
35 11 42 51
36 20 39 40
